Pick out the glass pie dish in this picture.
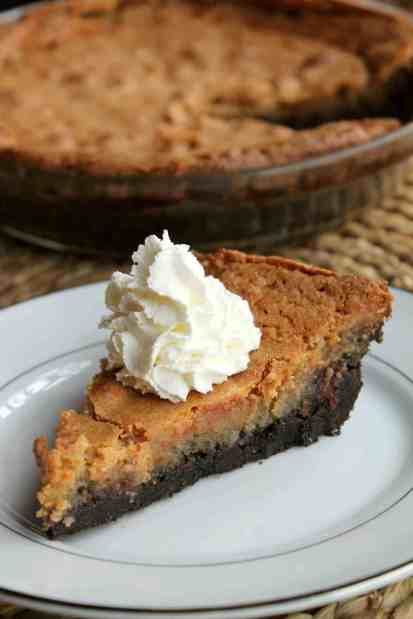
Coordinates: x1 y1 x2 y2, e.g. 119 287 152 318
0 0 413 256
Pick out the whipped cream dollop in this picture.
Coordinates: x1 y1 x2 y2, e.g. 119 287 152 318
101 231 261 403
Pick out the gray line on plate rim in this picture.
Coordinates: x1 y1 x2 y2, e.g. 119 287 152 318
1 551 412 616
0 340 106 393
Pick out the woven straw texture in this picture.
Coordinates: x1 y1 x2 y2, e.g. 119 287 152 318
1 159 413 618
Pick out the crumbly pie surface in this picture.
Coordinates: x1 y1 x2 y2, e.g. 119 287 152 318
0 0 411 175
34 250 392 537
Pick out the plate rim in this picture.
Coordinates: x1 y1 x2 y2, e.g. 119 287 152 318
0 285 412 617
1 560 413 619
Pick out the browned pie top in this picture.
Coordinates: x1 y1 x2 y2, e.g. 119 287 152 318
0 0 409 175
157 117 400 171
87 250 392 437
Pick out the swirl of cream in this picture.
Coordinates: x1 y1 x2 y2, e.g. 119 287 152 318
101 231 261 403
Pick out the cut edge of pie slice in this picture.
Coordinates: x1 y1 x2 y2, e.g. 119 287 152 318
33 250 392 537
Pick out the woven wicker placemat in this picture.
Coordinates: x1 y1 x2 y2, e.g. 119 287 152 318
1 163 413 618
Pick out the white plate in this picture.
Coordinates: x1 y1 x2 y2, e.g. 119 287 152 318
0 284 412 618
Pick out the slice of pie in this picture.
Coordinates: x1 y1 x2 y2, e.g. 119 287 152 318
34 250 392 537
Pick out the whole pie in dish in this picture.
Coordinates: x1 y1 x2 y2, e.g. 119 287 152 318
0 0 411 181
0 0 411 254
34 249 392 537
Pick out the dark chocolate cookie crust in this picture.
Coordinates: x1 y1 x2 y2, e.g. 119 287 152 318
46 358 362 539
